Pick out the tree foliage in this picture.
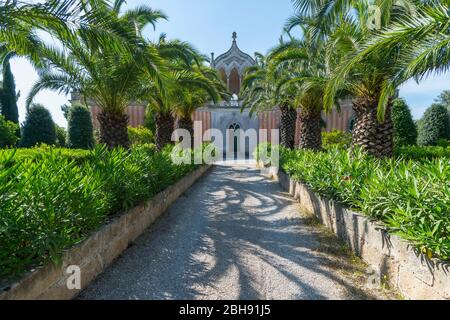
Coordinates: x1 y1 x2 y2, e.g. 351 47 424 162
418 103 450 146
67 103 94 149
391 98 417 147
20 103 56 147
0 114 19 147
0 58 19 125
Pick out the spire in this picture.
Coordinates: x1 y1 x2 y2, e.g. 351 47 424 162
232 32 237 43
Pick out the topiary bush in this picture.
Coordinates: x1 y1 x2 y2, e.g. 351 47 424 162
67 103 94 149
391 98 417 146
0 115 19 148
20 104 56 148
418 103 450 146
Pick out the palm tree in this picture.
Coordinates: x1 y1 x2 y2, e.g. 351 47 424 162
347 3 450 109
26 1 167 148
174 66 227 144
289 0 422 157
0 0 72 57
267 34 333 150
140 35 209 150
241 53 298 149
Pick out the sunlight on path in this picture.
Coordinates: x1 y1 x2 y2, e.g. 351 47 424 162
78 165 393 300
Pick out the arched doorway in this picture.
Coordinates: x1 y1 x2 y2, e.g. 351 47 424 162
228 123 240 159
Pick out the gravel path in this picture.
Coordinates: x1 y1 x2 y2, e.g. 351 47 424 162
78 165 390 300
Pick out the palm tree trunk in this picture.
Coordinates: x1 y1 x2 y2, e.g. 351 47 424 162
279 105 297 149
352 97 394 157
155 112 175 151
298 107 322 150
177 116 194 147
97 110 130 149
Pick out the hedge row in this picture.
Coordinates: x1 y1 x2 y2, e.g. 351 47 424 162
0 145 197 280
395 145 450 161
280 147 450 261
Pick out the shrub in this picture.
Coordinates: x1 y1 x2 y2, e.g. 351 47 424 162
322 130 352 150
67 103 94 149
0 115 19 148
0 146 91 166
55 125 67 147
253 142 280 165
20 104 56 147
391 98 417 146
418 103 450 146
0 145 198 279
281 147 450 260
396 146 450 161
128 126 154 145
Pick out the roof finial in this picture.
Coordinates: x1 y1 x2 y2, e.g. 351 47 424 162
232 32 237 42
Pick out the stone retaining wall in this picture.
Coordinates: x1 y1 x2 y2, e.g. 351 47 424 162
276 170 449 300
0 165 211 300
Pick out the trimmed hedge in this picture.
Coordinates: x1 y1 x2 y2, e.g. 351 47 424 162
281 147 450 261
0 145 198 279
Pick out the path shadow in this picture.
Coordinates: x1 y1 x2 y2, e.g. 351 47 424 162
77 165 379 300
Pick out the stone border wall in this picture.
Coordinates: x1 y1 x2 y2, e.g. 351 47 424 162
276 170 449 300
0 165 211 300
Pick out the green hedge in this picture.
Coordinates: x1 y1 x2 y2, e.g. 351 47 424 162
281 147 450 261
0 145 92 166
396 146 450 161
0 145 197 279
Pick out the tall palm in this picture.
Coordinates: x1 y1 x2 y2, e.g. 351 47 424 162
241 53 298 149
268 34 333 150
27 1 167 148
174 66 227 143
289 0 421 157
141 35 206 150
347 3 450 110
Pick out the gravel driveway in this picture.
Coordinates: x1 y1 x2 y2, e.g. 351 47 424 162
78 164 394 300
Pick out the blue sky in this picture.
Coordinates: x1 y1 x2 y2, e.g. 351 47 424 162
10 0 450 127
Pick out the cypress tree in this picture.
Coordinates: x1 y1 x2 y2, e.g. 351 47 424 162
20 104 56 147
67 103 95 149
1 61 19 125
391 98 417 147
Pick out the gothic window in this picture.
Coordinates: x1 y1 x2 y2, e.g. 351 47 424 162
229 68 240 95
219 68 227 85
